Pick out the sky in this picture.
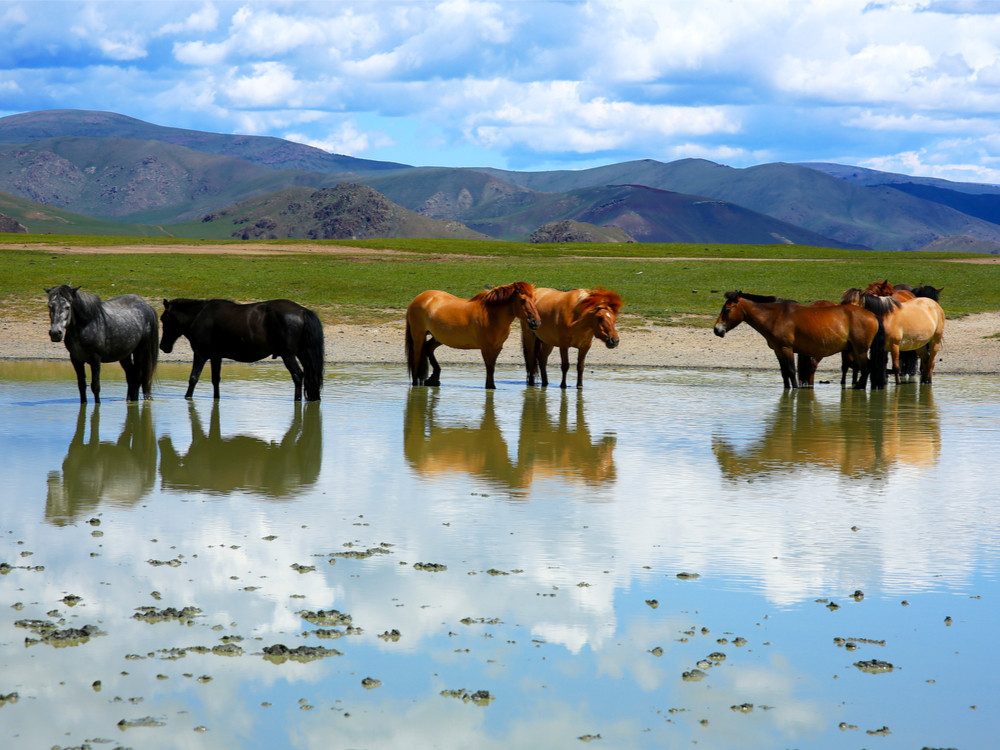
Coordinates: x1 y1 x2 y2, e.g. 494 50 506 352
4 1 1000 182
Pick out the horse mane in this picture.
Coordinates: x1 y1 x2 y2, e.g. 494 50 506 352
861 292 900 316
914 284 942 300
864 279 895 296
53 286 105 318
840 288 863 305
726 290 778 304
578 288 623 314
472 281 534 306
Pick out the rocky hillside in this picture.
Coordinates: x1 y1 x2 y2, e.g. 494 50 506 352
199 183 489 241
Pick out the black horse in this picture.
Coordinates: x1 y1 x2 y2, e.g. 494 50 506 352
46 285 159 403
159 298 324 401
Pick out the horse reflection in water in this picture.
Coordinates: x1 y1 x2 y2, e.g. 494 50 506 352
158 401 321 498
46 404 157 525
403 388 616 493
712 387 940 481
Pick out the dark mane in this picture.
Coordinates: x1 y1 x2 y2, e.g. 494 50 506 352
726 290 779 304
472 281 534 306
51 285 104 318
861 292 900 316
578 288 623 314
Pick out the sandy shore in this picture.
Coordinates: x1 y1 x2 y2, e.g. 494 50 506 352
4 313 1000 376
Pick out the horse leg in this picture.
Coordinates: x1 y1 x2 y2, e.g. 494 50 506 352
523 329 538 386
121 355 138 402
481 347 500 389
424 338 442 386
575 344 591 389
210 357 223 399
89 361 102 404
889 344 901 386
71 358 88 404
559 347 572 389
185 354 208 398
537 342 554 387
281 354 304 401
775 347 797 388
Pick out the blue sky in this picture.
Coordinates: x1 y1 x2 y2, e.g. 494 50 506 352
4 1 1000 182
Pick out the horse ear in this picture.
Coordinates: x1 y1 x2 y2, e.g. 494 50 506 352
44 287 51 293
163 299 170 307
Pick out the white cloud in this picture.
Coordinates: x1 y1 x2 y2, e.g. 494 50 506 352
285 119 393 155
222 62 304 109
156 3 220 36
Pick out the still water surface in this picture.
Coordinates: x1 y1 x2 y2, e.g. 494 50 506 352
1 362 998 749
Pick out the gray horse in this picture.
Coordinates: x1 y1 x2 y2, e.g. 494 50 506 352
46 285 159 403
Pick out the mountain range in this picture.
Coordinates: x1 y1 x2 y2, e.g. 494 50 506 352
2 108 1000 252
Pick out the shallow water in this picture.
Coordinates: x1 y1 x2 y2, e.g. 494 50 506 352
1 361 998 749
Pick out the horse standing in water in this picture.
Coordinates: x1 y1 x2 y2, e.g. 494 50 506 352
160 298 324 401
405 282 541 389
713 291 877 389
521 287 623 388
46 285 159 404
842 281 945 386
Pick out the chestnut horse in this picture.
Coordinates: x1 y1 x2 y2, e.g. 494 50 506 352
859 282 943 380
842 281 945 386
405 282 541 389
521 287 623 388
714 291 878 389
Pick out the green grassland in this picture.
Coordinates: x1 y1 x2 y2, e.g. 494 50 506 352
4 236 999 326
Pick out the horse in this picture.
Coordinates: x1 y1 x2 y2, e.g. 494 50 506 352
713 291 878 389
159 298 324 401
843 282 945 386
46 285 159 404
405 282 541 389
521 287 623 388
795 300 860 388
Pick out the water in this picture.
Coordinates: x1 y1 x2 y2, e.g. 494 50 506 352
1 362 998 749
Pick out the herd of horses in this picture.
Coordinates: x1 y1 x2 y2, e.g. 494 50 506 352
45 276 941 402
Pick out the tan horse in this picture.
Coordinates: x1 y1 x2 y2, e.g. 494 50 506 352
714 291 878 389
521 287 623 389
842 281 946 386
405 281 541 389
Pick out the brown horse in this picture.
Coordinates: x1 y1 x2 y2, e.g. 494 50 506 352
521 287 623 388
405 282 541 389
856 281 943 380
796 300 859 387
713 291 878 389
843 281 945 386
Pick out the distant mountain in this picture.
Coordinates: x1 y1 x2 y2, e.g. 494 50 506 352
0 109 410 176
474 159 1000 251
915 235 1000 254
0 189 172 236
5 108 1000 250
184 183 489 241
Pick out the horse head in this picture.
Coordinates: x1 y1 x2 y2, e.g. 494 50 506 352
158 298 191 354
713 291 744 337
579 289 623 349
45 285 78 343
483 282 540 330
864 280 895 297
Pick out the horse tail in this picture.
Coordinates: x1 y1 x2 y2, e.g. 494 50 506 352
405 320 428 384
300 310 325 401
139 304 159 398
868 314 887 389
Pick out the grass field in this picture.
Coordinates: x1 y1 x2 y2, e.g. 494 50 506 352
4 236 999 325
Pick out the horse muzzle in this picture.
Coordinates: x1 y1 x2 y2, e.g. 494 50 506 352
527 317 541 330
713 323 727 338
159 341 173 354
605 337 619 349
49 330 63 343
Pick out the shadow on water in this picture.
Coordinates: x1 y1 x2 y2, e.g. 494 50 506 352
712 385 940 480
158 400 322 499
403 387 616 494
46 403 157 525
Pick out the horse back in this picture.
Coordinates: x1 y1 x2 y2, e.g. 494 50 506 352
529 288 596 348
407 290 495 349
